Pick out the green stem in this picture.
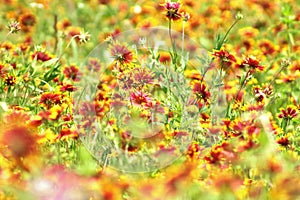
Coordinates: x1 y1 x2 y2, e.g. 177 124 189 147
168 20 177 68
220 19 239 48
234 69 252 102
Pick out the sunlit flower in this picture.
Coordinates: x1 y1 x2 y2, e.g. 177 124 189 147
159 52 171 63
0 111 39 164
132 67 154 88
186 142 201 159
40 92 62 109
130 91 151 106
66 26 81 42
31 51 52 62
278 105 298 119
162 1 182 21
259 40 277 56
192 81 211 103
276 136 289 146
38 105 62 121
110 44 133 64
56 128 79 141
63 65 82 81
4 75 16 86
212 49 237 69
60 83 77 92
239 56 264 72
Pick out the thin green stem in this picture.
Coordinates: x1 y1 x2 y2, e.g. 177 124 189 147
221 20 239 47
168 20 177 68
234 69 252 102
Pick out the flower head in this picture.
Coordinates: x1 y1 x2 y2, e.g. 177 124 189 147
278 105 298 119
78 30 90 44
18 12 37 32
212 49 237 69
192 81 211 103
31 51 52 62
63 65 82 81
7 20 21 34
111 44 133 64
162 1 182 21
130 91 151 106
40 92 62 109
240 56 264 72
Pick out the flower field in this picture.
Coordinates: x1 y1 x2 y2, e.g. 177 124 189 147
0 0 300 199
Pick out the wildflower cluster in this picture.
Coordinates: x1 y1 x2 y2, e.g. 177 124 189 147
0 0 299 199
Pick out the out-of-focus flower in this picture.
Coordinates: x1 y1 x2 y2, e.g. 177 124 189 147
7 20 21 34
290 61 300 72
66 26 81 42
78 30 90 44
159 52 171 63
259 40 277 56
56 128 79 141
57 18 71 30
86 58 101 72
1 126 36 158
0 111 40 170
31 51 52 62
238 27 259 38
63 65 82 81
270 175 300 199
18 12 37 32
0 64 8 78
0 42 14 51
186 142 201 159
182 11 190 22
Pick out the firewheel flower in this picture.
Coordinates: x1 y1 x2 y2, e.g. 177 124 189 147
162 1 182 21
18 12 37 32
130 91 151 106
212 49 237 69
239 56 264 72
0 111 39 162
110 44 133 64
192 81 211 103
278 105 298 119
